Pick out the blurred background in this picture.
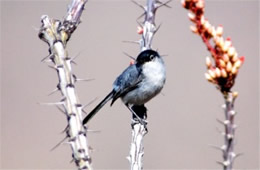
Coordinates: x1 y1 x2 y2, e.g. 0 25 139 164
1 0 259 169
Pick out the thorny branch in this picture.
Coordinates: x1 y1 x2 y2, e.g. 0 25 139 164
128 0 170 170
38 0 92 169
182 0 244 169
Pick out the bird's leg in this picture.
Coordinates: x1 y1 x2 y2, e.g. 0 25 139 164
125 104 148 126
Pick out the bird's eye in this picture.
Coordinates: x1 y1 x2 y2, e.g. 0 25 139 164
150 55 155 60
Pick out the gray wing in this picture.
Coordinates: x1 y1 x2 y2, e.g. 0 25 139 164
110 64 142 105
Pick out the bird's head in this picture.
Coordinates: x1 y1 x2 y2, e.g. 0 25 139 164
136 49 160 65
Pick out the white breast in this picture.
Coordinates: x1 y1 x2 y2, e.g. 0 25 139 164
122 58 166 105
142 58 166 87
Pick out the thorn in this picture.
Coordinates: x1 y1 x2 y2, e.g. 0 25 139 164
61 125 69 134
136 20 143 27
216 160 230 167
209 144 224 152
48 87 59 96
38 101 64 106
50 136 68 151
223 120 230 125
223 160 231 166
216 118 225 125
154 23 162 35
155 0 172 9
70 51 83 64
87 129 101 133
221 145 227 150
229 110 236 116
217 119 230 125
73 73 94 82
56 105 66 115
82 97 98 110
234 152 244 159
137 12 146 21
216 161 222 166
131 0 145 11
122 40 140 45
71 60 77 65
230 152 236 158
76 78 95 82
41 54 53 62
123 52 136 60
47 65 57 71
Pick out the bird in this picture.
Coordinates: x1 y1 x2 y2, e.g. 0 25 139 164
83 49 166 125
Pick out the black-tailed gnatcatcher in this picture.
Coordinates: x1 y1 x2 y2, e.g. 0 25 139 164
83 49 166 125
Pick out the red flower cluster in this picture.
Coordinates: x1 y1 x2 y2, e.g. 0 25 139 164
182 0 245 93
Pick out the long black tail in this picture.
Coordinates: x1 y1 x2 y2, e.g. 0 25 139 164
83 91 114 125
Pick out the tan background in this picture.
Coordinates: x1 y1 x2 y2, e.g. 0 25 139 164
1 0 259 169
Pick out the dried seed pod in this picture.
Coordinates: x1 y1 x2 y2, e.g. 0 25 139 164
223 43 229 52
204 20 211 30
226 62 232 72
188 12 196 21
207 26 213 35
231 66 238 75
219 59 226 67
234 60 242 68
206 56 212 68
201 16 205 25
190 25 198 34
211 27 216 37
196 0 204 9
216 25 223 36
215 68 221 77
221 69 227 78
228 47 236 57
218 37 225 49
223 54 229 63
181 0 186 8
209 69 216 79
232 53 238 62
225 39 232 47
205 72 213 82
214 36 220 46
